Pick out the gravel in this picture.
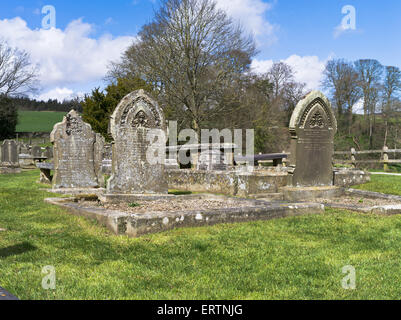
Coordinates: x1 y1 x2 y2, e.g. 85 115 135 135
317 196 401 207
82 198 260 214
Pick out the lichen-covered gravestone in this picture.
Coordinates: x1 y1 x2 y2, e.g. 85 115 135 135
288 91 337 187
106 90 168 196
50 110 103 189
0 140 21 173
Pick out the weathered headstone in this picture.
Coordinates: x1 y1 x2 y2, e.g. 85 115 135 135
31 146 42 158
0 140 20 173
197 149 227 171
50 110 103 189
288 91 337 187
106 90 168 195
94 133 105 188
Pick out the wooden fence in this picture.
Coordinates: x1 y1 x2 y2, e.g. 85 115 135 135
334 146 401 170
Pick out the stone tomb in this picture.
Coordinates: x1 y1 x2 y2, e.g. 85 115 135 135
103 90 169 203
282 91 342 200
0 140 21 174
50 110 104 190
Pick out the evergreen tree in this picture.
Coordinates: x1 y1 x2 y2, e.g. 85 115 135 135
0 95 18 140
81 78 154 139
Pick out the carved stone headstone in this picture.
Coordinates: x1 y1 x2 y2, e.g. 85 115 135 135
94 133 105 188
288 91 337 187
50 110 103 189
1 140 19 167
106 90 168 195
197 149 227 171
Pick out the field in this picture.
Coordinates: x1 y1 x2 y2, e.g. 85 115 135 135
16 111 66 133
0 172 401 299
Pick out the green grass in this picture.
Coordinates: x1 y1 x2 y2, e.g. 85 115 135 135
2 171 401 299
368 164 401 174
16 111 66 133
352 174 401 196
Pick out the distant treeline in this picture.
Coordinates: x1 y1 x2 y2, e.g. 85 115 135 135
11 96 83 113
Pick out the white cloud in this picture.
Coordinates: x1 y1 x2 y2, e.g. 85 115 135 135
251 55 327 91
37 87 83 102
0 17 136 101
215 0 277 46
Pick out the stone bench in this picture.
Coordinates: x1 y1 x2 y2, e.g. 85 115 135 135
236 153 288 167
36 163 54 184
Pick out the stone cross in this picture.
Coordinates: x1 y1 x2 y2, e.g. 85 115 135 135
288 91 337 187
50 110 104 189
106 90 168 195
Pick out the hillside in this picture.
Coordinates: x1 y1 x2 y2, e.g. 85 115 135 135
16 111 66 133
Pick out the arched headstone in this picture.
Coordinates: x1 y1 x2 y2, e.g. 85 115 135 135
106 90 168 195
50 110 103 189
288 91 337 187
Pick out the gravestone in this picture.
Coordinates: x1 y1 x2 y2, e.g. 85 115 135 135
197 149 227 171
94 133 105 188
31 146 42 158
50 110 103 189
43 146 53 159
19 144 29 155
106 90 168 196
0 140 20 173
288 91 337 187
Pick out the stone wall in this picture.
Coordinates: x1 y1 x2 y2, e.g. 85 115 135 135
334 169 371 188
167 169 287 197
167 168 370 197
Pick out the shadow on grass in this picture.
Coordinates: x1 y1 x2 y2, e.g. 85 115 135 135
168 190 193 196
0 242 37 258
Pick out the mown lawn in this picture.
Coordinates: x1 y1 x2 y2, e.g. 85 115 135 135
352 174 401 196
1 171 401 300
16 111 66 133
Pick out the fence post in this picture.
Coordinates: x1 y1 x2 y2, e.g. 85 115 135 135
351 148 356 168
282 151 287 168
383 146 389 172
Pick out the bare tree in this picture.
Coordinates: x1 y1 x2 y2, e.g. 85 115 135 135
354 59 383 148
322 59 362 135
109 0 257 133
382 66 401 146
266 62 305 123
354 59 383 117
268 62 294 100
0 40 38 97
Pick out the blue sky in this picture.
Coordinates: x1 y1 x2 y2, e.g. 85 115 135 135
0 0 400 100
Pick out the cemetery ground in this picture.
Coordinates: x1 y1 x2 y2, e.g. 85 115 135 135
1 171 401 300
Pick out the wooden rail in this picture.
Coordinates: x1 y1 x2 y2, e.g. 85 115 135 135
334 146 401 170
